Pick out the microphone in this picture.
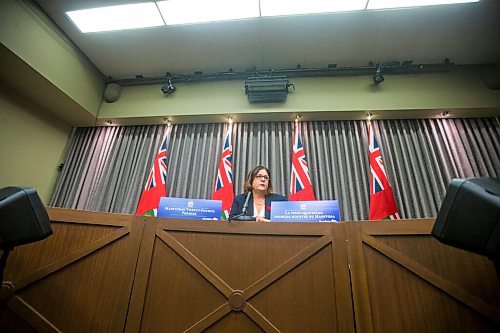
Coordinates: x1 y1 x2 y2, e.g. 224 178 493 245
229 192 255 221
241 191 251 215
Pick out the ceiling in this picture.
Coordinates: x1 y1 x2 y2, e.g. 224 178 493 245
32 0 500 81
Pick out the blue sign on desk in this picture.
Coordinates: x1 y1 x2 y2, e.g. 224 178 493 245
157 197 222 220
271 200 340 222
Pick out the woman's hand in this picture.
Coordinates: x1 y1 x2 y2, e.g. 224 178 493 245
255 216 270 223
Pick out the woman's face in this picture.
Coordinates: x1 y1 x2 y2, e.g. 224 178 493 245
252 169 270 192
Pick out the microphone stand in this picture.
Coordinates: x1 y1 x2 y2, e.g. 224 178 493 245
230 215 255 222
229 192 256 222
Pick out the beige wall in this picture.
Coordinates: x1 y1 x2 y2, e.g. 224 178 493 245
99 68 500 124
0 83 72 203
0 0 104 123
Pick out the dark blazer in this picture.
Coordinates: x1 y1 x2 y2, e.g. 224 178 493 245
229 193 287 220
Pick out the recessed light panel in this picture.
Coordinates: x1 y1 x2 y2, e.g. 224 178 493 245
260 0 367 17
157 0 260 25
367 0 479 10
66 2 164 33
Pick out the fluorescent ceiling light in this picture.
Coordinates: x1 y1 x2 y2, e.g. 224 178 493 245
66 0 481 33
367 0 480 10
157 0 260 25
260 0 367 17
66 3 164 33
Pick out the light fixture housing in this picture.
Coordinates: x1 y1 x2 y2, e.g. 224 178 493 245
244 76 294 103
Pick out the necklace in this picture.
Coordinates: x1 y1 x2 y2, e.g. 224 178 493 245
254 200 265 205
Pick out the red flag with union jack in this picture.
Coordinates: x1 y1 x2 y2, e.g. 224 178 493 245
367 122 400 220
211 124 234 220
289 121 316 201
135 132 169 216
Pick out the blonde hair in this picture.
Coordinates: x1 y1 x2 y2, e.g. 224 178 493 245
243 166 273 195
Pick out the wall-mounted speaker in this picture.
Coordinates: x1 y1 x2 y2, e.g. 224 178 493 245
103 83 123 103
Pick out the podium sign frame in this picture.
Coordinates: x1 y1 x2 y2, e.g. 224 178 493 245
157 197 222 220
271 200 340 222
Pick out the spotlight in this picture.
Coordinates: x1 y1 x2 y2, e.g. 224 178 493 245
161 78 176 96
373 63 384 85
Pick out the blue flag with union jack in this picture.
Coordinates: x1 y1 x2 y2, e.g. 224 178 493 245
289 121 316 201
367 122 400 220
211 124 234 219
136 131 169 216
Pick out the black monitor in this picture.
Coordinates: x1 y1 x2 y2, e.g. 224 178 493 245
0 187 53 249
432 178 500 259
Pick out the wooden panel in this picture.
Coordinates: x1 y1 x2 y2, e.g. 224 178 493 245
170 231 320 289
346 223 374 333
331 222 355 333
348 219 500 333
372 235 500 309
126 218 354 333
9 210 497 333
0 305 37 333
0 208 145 333
250 246 337 332
140 236 229 332
205 312 264 332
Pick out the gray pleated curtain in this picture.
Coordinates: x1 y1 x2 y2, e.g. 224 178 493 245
50 118 500 221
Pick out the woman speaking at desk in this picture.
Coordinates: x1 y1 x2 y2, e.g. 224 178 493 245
229 166 287 222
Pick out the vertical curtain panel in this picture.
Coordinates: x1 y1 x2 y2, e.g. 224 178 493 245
50 118 499 221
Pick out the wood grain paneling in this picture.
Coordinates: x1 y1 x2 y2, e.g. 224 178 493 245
125 218 353 333
2 210 498 333
372 235 500 309
205 311 264 332
0 208 145 333
348 219 500 333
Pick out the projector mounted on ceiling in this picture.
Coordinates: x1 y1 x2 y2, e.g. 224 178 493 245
244 76 294 103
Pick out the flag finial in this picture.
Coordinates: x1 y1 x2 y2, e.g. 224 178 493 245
164 117 172 127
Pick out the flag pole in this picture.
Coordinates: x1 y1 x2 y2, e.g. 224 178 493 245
135 120 171 217
164 118 172 197
366 115 400 220
211 117 234 220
